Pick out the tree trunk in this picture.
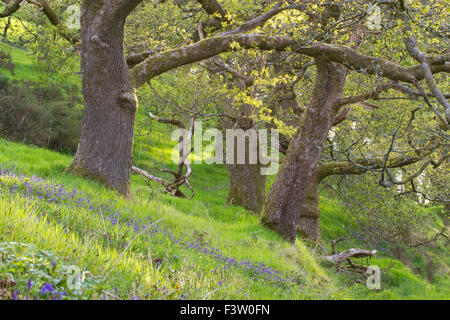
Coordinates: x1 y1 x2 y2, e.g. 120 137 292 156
227 56 305 214
227 160 266 214
297 163 365 241
67 2 138 197
261 58 344 243
298 174 321 241
224 103 266 214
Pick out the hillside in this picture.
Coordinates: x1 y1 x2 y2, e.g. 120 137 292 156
0 136 448 299
0 37 449 300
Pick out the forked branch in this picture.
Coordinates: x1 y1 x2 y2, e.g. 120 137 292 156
132 112 196 199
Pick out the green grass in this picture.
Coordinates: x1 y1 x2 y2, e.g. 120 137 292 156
0 33 448 300
0 138 340 299
1 137 448 300
0 42 41 82
0 17 41 81
1 17 81 85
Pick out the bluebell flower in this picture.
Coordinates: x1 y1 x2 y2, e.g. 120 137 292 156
41 282 54 295
27 279 32 291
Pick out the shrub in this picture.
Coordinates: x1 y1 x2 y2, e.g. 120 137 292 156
0 77 82 153
0 50 14 75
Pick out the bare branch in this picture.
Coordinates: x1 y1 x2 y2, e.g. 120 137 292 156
0 0 80 44
148 111 186 129
133 112 197 199
218 1 309 37
332 107 352 126
325 248 377 264
410 229 449 248
405 30 449 125
412 80 449 129
316 151 437 183
132 166 170 188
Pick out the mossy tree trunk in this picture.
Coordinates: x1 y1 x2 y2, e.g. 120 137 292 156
262 58 345 243
224 102 266 214
298 175 321 241
67 1 140 197
227 160 266 214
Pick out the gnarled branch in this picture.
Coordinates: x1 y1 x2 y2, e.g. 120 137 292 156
130 33 450 89
132 112 196 199
405 30 449 126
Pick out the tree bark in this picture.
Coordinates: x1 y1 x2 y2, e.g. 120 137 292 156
226 125 266 213
227 161 266 214
261 58 344 243
224 103 266 214
228 55 309 214
298 174 321 241
226 125 266 214
67 1 138 197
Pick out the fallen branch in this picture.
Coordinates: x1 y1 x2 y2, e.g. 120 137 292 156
325 248 377 264
325 247 377 274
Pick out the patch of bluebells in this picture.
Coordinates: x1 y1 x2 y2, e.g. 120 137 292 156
0 165 296 286
38 282 67 300
40 282 54 294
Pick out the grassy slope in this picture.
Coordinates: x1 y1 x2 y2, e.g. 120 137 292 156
0 41 41 82
0 43 448 300
319 201 449 299
0 17 41 82
0 138 337 300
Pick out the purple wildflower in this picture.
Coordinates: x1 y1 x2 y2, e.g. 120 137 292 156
27 279 32 291
41 282 54 295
